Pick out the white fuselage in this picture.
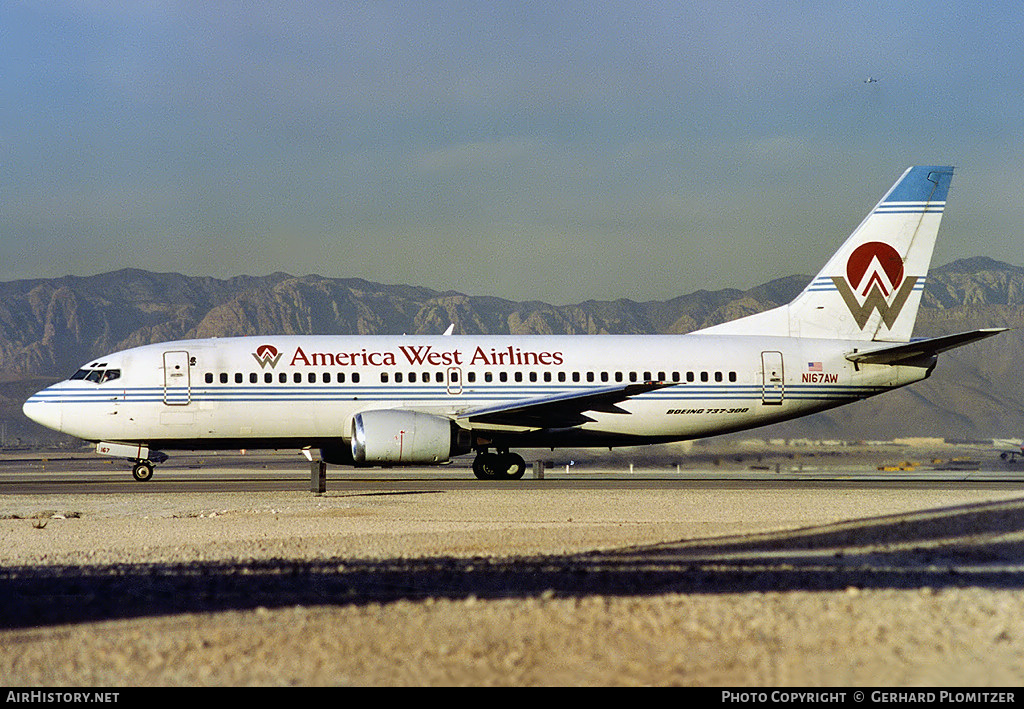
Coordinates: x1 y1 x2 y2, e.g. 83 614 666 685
23 333 930 452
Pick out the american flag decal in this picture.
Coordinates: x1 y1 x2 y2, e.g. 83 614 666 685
807 362 822 371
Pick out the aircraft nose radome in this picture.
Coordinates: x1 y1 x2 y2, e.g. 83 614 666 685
23 396 62 433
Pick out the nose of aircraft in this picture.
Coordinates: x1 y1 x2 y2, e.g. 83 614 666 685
23 393 63 433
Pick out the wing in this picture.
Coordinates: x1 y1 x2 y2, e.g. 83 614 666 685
459 381 677 429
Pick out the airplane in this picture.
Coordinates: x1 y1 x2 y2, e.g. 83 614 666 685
994 439 1024 462
23 166 1005 482
864 76 879 84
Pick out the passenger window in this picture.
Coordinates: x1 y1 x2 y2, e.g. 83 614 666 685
293 373 302 384
236 373 244 384
220 373 228 384
279 373 287 384
715 371 723 382
701 372 709 382
353 373 360 383
250 373 258 384
381 373 389 383
729 372 737 382
205 373 214 384
265 373 273 384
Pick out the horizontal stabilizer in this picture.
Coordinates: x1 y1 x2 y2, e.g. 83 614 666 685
462 381 676 429
846 328 1007 365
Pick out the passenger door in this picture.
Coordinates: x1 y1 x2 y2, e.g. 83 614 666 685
163 351 192 405
761 351 784 405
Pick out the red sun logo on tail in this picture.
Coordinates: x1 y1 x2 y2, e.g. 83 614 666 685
832 242 917 330
846 242 904 297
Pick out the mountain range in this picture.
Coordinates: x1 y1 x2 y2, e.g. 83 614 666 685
2 257 1022 446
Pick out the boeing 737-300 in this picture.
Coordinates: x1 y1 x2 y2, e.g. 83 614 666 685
23 166 1005 481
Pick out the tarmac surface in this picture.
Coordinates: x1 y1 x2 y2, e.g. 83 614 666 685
3 445 1024 686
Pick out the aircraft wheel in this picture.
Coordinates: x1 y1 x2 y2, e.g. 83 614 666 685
132 461 154 482
472 453 498 480
498 452 526 480
473 452 527 480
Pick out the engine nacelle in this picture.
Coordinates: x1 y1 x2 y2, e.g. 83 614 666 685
351 410 463 465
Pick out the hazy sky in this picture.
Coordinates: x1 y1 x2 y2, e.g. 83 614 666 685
4 1 1024 304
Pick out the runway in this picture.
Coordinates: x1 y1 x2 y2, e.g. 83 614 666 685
2 448 1024 494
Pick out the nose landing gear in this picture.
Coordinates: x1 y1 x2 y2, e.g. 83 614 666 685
472 449 527 480
95 442 167 482
130 451 167 481
132 460 155 482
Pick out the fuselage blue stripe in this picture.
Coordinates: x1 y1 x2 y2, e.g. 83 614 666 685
28 383 890 407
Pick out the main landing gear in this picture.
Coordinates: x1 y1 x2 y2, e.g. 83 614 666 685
472 449 527 480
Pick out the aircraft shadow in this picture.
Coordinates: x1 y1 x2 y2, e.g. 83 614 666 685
5 497 1024 629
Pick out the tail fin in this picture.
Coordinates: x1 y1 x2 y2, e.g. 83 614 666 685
696 166 954 342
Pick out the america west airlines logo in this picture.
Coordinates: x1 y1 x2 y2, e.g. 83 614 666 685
832 241 918 330
252 344 283 369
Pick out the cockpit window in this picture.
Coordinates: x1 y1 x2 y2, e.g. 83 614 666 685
71 368 122 384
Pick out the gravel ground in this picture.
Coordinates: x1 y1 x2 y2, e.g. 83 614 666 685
3 485 1024 686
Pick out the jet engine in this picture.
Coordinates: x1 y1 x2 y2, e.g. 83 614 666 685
350 410 468 465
